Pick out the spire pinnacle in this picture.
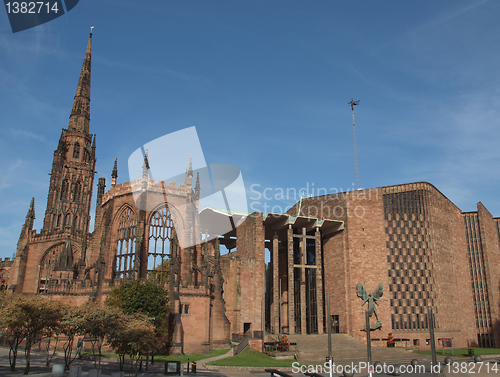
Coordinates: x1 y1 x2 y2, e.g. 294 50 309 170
27 197 35 220
111 158 118 186
194 172 201 198
23 197 35 231
188 157 193 177
142 149 150 179
68 33 92 134
185 157 193 186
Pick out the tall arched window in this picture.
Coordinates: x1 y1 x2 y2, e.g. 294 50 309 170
73 216 79 230
115 207 137 279
73 142 80 159
74 181 82 202
148 207 173 281
64 213 71 227
56 214 62 228
60 179 70 200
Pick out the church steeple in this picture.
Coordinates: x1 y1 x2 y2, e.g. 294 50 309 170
68 31 92 134
42 32 97 233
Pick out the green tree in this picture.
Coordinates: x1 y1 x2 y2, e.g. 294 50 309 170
0 293 25 371
80 301 123 368
107 313 156 374
59 305 86 370
0 294 63 374
105 279 169 335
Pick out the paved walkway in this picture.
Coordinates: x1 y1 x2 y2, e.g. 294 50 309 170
198 348 234 368
2 342 500 377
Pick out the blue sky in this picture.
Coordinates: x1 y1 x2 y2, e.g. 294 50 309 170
1 1 500 259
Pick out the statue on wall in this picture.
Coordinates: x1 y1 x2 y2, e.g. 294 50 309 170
356 282 383 331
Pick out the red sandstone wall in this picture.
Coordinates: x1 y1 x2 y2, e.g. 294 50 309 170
345 189 391 341
424 184 476 348
222 213 265 347
477 203 500 346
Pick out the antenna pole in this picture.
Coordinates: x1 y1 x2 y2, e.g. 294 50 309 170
348 98 360 190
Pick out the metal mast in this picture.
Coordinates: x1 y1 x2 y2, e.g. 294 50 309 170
348 98 360 189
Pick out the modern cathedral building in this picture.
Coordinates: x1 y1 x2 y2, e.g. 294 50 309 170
2 33 500 353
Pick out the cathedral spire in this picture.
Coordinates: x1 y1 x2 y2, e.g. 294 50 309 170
68 32 92 134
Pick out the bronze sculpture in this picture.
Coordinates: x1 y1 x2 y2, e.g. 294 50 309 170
357 282 383 331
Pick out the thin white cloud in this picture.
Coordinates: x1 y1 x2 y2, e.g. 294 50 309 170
4 128 48 143
0 159 22 190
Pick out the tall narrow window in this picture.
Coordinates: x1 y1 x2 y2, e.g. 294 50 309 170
148 207 173 281
74 181 82 202
73 216 79 230
115 207 137 279
64 213 71 227
305 268 318 333
60 179 70 200
73 142 80 159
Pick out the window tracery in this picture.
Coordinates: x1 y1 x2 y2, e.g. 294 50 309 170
115 207 137 279
147 207 173 281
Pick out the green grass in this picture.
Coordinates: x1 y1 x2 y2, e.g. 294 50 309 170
414 347 500 357
207 346 297 367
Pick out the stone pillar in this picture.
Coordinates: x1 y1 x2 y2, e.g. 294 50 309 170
300 265 307 334
287 226 295 335
315 228 324 334
300 227 307 334
272 232 280 334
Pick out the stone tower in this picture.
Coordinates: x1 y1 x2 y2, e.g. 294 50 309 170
9 32 96 298
42 32 95 243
